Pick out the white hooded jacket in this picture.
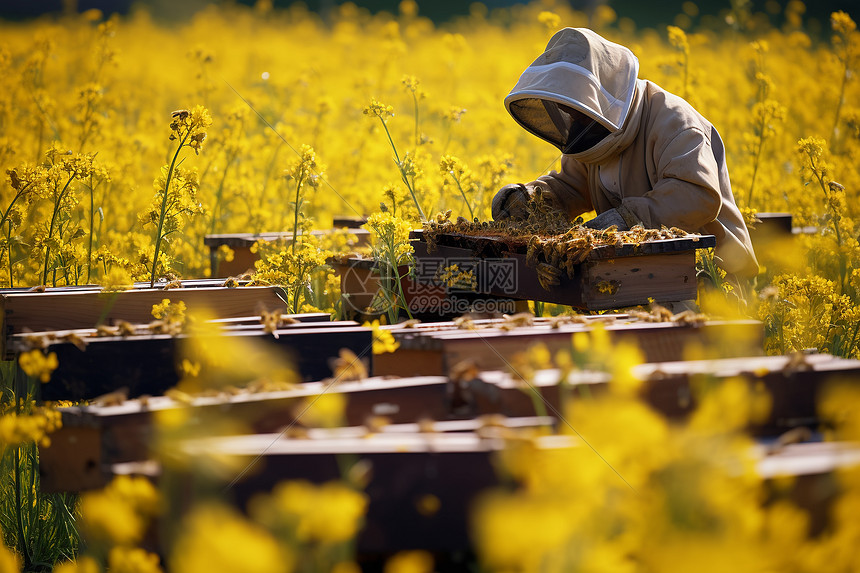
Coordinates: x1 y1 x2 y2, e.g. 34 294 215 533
505 28 759 279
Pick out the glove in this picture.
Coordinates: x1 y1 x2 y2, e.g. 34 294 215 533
582 208 629 231
491 183 531 220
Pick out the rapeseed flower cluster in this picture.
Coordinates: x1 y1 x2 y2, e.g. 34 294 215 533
474 326 804 572
363 319 400 354
2 2 860 571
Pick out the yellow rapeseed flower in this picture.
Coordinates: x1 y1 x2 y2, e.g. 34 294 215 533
537 11 561 31
0 542 20 573
170 504 293 573
364 319 399 354
52 556 100 573
18 349 58 383
108 547 163 573
295 392 346 428
251 479 368 544
384 550 434 573
79 475 161 547
363 99 394 121
832 10 857 36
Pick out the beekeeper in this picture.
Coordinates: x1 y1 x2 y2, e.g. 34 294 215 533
492 27 759 280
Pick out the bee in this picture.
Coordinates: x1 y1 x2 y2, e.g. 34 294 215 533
116 320 137 337
60 331 88 351
92 386 129 407
96 324 118 337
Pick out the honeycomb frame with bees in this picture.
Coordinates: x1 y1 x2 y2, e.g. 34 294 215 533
413 206 715 309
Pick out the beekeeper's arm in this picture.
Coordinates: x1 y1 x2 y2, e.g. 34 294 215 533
504 128 724 231
618 127 722 230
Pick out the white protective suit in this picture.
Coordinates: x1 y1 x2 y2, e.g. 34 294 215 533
504 28 759 279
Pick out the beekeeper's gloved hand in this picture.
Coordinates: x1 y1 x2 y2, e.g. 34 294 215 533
582 208 628 231
491 183 531 220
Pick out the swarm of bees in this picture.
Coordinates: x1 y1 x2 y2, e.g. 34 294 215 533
422 195 696 290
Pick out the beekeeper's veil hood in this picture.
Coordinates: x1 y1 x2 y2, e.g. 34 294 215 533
505 28 642 160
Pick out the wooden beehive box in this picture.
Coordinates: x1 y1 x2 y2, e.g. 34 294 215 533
0 282 292 359
39 374 460 491
373 316 764 377
41 351 860 493
17 320 372 401
411 229 715 310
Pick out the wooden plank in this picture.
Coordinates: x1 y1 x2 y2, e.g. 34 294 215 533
10 313 336 343
374 318 764 376
32 324 373 402
1 286 291 359
203 228 370 250
480 353 860 435
0 278 251 296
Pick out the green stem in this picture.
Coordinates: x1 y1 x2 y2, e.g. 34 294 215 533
292 169 306 256
7 220 13 288
384 233 413 322
14 446 32 569
150 131 191 287
0 186 29 230
378 118 426 221
292 283 301 314
452 174 475 219
525 385 549 420
87 176 95 284
42 174 76 286
747 113 768 208
395 265 413 321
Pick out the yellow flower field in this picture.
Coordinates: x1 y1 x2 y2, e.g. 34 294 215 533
2 1 860 571
0 0 858 353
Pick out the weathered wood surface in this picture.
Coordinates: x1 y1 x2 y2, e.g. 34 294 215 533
206 312 332 326
480 353 860 434
0 278 253 295
42 375 455 491
11 312 335 344
410 230 710 309
41 352 860 492
374 318 765 377
1 285 292 358
31 323 373 402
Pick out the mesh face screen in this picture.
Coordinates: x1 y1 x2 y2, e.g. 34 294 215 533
509 98 611 153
